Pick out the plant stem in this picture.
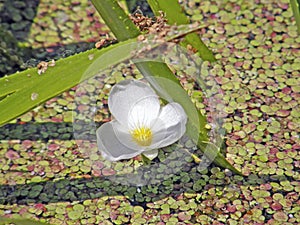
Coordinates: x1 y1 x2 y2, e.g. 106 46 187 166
290 0 300 34
147 0 216 62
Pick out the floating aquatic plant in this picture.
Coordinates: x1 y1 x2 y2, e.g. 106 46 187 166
96 79 187 161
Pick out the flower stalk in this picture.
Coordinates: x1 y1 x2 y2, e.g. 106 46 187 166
290 0 300 34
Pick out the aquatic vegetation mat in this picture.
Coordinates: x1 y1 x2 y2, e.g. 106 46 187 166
0 0 300 224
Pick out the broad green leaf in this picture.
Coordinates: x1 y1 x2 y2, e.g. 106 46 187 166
0 24 202 127
147 0 216 62
91 0 140 41
0 47 104 126
290 0 300 34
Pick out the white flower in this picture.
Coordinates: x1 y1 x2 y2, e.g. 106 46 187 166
96 79 187 161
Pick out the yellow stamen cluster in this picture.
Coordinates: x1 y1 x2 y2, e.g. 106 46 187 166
131 127 153 146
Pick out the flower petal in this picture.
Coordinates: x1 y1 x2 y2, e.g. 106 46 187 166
111 120 144 151
96 121 143 161
108 79 160 127
149 102 187 149
142 149 159 160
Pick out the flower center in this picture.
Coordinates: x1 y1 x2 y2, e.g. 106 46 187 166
130 127 153 146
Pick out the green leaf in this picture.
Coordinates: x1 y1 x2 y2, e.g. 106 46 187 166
0 23 203 127
0 217 51 225
0 47 109 126
147 0 216 62
92 0 140 41
290 0 300 34
198 141 242 175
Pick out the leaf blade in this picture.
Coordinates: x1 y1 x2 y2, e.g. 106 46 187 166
147 0 216 62
0 25 204 127
0 40 132 126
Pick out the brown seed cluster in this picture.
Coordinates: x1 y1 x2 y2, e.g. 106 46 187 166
129 12 153 31
131 11 177 58
37 59 55 75
130 11 169 35
95 34 116 49
37 61 48 75
149 11 169 35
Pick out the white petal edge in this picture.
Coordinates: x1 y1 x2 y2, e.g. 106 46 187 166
108 79 160 127
142 149 159 160
96 121 144 161
149 102 187 149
